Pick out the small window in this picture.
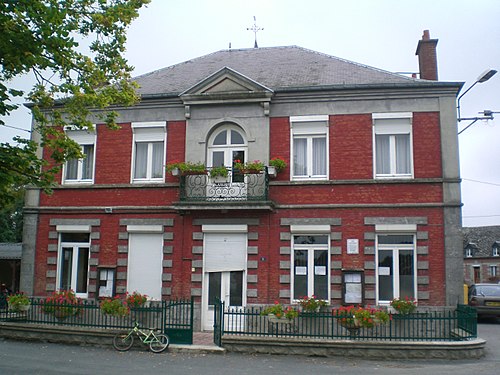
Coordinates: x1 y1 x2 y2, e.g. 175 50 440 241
63 130 96 184
98 268 116 298
131 123 166 183
373 114 413 179
493 244 499 257
291 116 328 181
489 265 498 277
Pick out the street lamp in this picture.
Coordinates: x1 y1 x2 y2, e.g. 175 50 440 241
457 69 497 135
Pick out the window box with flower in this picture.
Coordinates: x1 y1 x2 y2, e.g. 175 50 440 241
100 296 130 317
42 290 83 320
333 305 390 335
390 296 417 315
297 295 328 313
209 165 229 183
268 157 287 177
7 293 31 313
261 301 299 322
234 160 264 174
166 161 206 176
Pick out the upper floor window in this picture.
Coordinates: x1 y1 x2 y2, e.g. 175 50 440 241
131 122 166 183
373 113 413 179
291 115 328 181
465 245 475 258
63 129 96 184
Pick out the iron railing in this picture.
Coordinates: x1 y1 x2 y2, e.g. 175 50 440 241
0 296 194 344
217 304 477 342
179 167 269 202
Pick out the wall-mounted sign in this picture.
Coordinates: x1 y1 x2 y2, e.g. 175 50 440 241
347 239 359 254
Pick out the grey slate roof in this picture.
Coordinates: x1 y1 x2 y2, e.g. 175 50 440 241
133 46 448 98
0 243 22 259
463 226 500 257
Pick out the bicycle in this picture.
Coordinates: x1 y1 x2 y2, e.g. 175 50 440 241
112 321 170 353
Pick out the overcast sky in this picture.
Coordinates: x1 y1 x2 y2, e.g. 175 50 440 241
1 0 499 227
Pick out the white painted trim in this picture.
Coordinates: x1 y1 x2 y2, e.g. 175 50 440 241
290 115 329 122
372 112 413 120
290 225 330 233
375 224 417 232
126 225 163 233
202 224 248 233
56 225 91 233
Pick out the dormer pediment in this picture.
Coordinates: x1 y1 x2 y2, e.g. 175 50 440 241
179 67 273 108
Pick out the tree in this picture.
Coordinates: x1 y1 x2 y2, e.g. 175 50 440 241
0 187 24 242
0 0 150 206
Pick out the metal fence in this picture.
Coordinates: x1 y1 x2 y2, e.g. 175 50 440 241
216 303 477 342
0 296 194 344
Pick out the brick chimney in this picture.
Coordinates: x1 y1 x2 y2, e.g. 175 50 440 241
415 30 438 80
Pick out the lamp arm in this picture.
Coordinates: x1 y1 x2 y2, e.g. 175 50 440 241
457 81 479 121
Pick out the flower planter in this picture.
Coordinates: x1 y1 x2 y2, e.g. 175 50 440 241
171 167 181 176
267 313 293 324
8 303 31 313
267 165 277 178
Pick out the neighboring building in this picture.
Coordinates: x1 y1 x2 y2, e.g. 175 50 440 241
21 30 464 331
0 243 22 293
463 226 500 284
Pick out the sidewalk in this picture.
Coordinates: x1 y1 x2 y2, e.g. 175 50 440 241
169 331 225 354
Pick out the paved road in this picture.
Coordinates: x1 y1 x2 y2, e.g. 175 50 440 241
1 319 498 375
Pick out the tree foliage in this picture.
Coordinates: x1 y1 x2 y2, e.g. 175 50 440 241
0 0 150 205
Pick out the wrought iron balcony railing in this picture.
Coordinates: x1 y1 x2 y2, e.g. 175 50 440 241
178 167 269 202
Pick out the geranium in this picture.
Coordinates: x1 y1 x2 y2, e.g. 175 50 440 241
333 305 390 328
42 290 82 317
297 295 327 312
7 293 30 312
261 301 299 320
390 296 417 315
100 297 129 317
166 161 206 175
234 160 264 173
125 291 148 308
269 157 287 172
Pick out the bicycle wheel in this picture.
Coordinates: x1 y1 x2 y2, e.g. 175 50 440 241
149 333 169 353
113 333 134 351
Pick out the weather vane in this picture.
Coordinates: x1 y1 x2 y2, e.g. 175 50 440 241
247 16 263 48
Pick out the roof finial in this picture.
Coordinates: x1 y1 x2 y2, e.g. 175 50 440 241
247 16 263 48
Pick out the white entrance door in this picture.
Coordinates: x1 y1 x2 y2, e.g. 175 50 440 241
202 232 247 331
128 233 163 300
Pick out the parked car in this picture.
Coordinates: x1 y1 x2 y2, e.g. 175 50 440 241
468 283 500 318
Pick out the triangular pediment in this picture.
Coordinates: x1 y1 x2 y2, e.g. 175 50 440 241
179 67 273 104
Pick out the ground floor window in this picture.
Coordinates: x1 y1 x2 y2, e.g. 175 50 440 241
292 235 329 301
58 232 90 298
376 234 416 304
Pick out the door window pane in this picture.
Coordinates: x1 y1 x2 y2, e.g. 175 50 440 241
60 247 73 291
76 247 89 293
399 250 414 299
212 151 225 167
313 250 328 299
378 250 393 301
229 271 243 306
293 250 308 299
208 272 222 306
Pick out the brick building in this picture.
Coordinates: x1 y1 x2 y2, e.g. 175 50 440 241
21 31 464 331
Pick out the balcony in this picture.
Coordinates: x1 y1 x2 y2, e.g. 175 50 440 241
174 167 274 211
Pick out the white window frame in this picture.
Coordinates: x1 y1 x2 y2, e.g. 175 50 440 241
62 129 96 185
372 113 413 179
375 225 417 305
131 122 166 183
489 264 498 277
493 245 499 257
290 225 330 303
290 115 329 181
56 226 91 299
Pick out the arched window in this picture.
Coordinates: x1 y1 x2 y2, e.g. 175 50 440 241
207 124 247 182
